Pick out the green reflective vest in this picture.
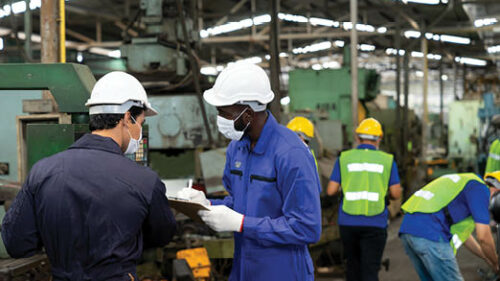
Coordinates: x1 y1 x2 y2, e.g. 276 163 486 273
339 149 393 216
486 139 500 174
402 173 486 254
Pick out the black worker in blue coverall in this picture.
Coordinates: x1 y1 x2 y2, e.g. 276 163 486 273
1 71 177 281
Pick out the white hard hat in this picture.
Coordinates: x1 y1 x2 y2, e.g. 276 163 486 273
85 71 158 116
203 63 274 111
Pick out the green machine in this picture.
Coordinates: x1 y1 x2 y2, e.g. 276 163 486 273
288 66 380 145
0 63 95 182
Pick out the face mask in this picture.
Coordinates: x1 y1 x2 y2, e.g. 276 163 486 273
124 115 142 154
217 108 250 141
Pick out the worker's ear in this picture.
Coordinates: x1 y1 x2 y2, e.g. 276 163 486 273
123 111 132 128
242 107 254 124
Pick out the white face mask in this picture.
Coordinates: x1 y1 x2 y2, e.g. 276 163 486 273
217 108 250 141
125 115 142 154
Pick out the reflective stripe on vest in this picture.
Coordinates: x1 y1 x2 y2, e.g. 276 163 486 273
339 149 393 216
402 174 486 255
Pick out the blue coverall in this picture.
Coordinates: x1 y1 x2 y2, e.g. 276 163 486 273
211 112 322 281
2 134 177 281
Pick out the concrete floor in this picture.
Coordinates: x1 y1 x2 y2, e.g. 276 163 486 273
318 216 495 281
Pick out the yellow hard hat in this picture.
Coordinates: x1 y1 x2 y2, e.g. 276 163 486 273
355 118 383 139
287 116 314 138
485 171 500 189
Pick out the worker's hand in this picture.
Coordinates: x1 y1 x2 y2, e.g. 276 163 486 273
198 205 244 232
176 188 210 206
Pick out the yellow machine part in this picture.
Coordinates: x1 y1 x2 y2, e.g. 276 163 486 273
176 247 211 280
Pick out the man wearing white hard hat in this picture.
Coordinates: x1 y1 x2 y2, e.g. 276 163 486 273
2 71 177 281
177 63 322 281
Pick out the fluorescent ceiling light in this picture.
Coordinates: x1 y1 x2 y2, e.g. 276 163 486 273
76 52 83 63
0 0 41 18
404 30 421 38
377 27 387 33
312 63 322 70
310 17 339 27
404 30 470 45
293 41 332 54
441 74 448 81
440 34 470 45
265 54 271 60
359 44 376 52
474 18 498 28
200 14 270 38
322 61 341 69
0 38 3 50
343 22 375 32
279 52 288 57
488 45 500 54
402 0 440 5
200 66 218 76
278 13 308 23
280 96 291 106
386 48 406 56
253 14 271 25
456 57 487 66
216 65 225 72
236 56 262 64
334 40 345 48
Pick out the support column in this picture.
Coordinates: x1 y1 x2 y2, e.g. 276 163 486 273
350 0 359 144
269 0 281 121
40 0 59 110
24 0 32 61
395 21 402 157
421 29 429 160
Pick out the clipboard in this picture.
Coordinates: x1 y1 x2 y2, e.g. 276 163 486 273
168 197 210 223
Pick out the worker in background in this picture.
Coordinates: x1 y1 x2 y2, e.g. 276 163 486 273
399 172 500 281
177 63 321 281
2 72 177 281
485 139 500 173
286 116 318 167
326 117 402 281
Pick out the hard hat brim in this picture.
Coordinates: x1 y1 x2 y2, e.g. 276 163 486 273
203 88 275 107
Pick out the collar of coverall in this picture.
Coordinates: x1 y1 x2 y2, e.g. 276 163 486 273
357 143 377 150
239 110 276 155
68 133 124 155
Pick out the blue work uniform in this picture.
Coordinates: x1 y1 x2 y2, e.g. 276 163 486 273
330 144 400 228
211 112 322 281
399 180 490 242
2 134 177 281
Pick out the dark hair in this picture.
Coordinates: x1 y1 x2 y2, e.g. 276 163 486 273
89 106 145 131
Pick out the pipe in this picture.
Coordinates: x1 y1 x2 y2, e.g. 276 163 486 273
59 0 66 62
175 0 214 147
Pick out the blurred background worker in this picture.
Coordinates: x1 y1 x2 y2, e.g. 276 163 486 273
399 172 500 281
486 138 500 174
177 63 321 281
326 117 402 281
1 72 177 281
286 116 318 167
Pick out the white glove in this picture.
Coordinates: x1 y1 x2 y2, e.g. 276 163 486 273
176 188 210 206
198 205 244 232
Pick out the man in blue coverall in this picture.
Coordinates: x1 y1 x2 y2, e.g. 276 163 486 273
2 71 177 281
177 63 322 281
326 118 402 281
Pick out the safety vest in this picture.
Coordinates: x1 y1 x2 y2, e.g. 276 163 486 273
339 149 393 216
402 173 486 254
486 139 500 174
311 149 318 170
